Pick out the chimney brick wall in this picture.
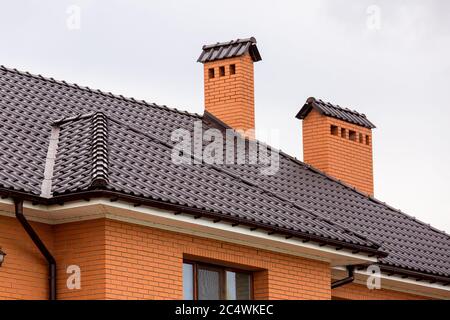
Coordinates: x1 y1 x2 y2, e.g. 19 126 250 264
303 109 374 195
203 54 255 135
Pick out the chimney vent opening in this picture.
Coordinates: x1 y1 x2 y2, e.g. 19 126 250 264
359 133 363 143
349 130 357 141
208 68 215 79
330 125 338 136
365 135 370 146
341 128 346 138
230 64 236 75
219 66 225 77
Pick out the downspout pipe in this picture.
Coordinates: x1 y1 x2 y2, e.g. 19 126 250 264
331 266 355 289
14 199 57 300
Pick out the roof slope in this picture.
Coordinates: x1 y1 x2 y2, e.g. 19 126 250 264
296 97 376 129
0 66 379 255
47 112 378 250
1 66 449 282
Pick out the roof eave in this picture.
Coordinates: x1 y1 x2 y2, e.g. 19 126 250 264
0 187 385 259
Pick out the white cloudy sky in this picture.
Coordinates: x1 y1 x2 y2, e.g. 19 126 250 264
1 0 449 232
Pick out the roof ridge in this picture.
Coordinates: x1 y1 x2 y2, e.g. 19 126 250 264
90 112 109 188
0 65 202 120
202 37 256 49
321 99 368 118
52 112 96 126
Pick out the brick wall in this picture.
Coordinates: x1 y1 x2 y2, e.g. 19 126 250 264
0 216 434 300
0 215 53 300
203 54 255 135
303 108 374 195
54 219 107 299
103 219 330 300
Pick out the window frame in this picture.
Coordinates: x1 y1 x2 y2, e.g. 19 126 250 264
183 260 254 300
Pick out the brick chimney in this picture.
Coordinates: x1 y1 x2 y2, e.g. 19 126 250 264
296 98 376 195
197 37 261 136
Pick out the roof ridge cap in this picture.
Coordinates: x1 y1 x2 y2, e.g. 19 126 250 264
0 65 202 120
202 37 256 49
89 112 109 188
52 112 96 126
314 98 367 118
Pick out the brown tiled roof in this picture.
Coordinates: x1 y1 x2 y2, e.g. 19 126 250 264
1 66 450 283
197 37 262 63
296 97 376 129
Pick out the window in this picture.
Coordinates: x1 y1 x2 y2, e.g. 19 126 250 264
341 128 346 138
349 130 356 141
183 261 252 300
230 64 236 75
208 68 215 79
330 125 338 136
219 66 225 77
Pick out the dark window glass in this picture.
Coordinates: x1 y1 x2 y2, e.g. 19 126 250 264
349 130 357 141
330 125 338 136
208 68 215 79
219 66 225 77
230 64 236 75
198 267 221 300
226 271 251 300
235 272 251 300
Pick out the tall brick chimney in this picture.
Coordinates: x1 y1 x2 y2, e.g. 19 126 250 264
296 98 376 195
197 37 261 135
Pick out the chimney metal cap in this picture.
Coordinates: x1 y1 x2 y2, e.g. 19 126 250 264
197 37 262 63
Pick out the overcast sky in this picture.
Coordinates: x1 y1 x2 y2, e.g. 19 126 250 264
1 0 449 232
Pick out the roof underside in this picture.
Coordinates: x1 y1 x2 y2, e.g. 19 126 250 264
1 65 449 283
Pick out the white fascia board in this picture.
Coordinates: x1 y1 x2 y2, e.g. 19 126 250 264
332 267 450 300
0 197 376 266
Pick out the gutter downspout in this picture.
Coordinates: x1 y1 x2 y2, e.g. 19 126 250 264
14 199 57 300
331 266 355 289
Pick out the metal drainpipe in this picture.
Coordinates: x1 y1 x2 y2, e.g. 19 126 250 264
331 266 355 289
14 199 57 300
